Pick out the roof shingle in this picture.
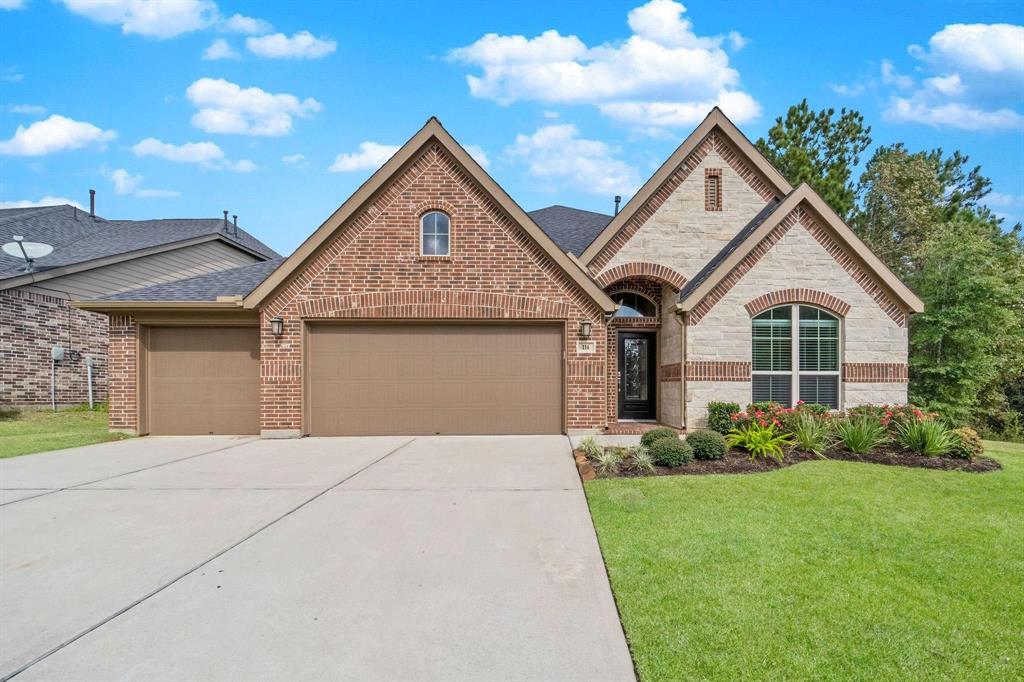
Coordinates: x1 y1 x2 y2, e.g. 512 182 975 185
103 258 285 301
528 205 612 256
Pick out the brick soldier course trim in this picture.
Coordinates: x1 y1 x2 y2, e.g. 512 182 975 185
744 288 852 318
843 363 909 383
596 262 687 290
660 362 682 382
685 360 752 381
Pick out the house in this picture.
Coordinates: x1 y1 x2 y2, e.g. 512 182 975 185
0 201 279 406
76 109 922 437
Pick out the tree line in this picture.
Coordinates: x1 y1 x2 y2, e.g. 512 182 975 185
756 100 1024 440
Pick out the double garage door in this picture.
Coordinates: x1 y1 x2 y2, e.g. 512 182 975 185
145 323 563 436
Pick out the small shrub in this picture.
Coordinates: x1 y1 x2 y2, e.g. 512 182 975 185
640 427 679 448
706 401 740 434
627 445 656 474
834 415 888 454
788 412 831 457
593 448 623 476
895 419 956 457
950 427 984 460
578 436 602 460
726 422 793 463
686 430 727 460
748 401 784 414
847 403 933 431
649 438 693 467
796 401 831 415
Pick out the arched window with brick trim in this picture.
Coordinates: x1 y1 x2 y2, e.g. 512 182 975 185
751 305 841 409
420 211 450 256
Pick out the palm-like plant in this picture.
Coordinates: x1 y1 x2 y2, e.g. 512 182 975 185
726 423 794 463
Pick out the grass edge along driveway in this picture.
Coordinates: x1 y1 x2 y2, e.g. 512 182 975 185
586 441 1023 681
0 407 128 459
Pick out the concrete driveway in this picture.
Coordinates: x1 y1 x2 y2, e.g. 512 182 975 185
0 435 634 681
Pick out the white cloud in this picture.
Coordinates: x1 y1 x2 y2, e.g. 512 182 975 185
463 144 491 169
1 66 24 82
0 196 83 209
884 98 1023 130
505 124 640 196
109 168 181 198
281 152 308 169
218 13 271 35
0 114 115 156
0 0 27 10
727 31 748 52
909 23 1024 75
828 82 867 97
880 24 1024 131
447 0 757 129
5 104 46 115
986 191 1023 208
185 77 322 136
203 38 239 60
133 137 224 163
59 0 216 39
329 142 399 172
246 31 336 59
132 136 254 172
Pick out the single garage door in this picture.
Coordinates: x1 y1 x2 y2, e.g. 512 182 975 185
307 323 563 435
147 326 260 435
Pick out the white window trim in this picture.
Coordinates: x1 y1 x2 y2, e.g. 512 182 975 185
611 289 659 319
420 211 450 256
751 304 843 409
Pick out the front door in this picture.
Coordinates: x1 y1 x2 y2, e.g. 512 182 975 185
617 331 656 420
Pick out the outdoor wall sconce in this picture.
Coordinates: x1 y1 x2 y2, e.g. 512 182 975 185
579 320 593 339
270 316 284 337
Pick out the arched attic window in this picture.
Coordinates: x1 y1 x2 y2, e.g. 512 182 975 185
752 305 840 409
613 291 657 318
420 211 450 256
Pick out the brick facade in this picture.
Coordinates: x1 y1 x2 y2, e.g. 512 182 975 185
259 142 609 434
106 315 137 432
0 289 108 406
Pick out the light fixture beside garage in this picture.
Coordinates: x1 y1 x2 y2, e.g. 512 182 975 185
270 316 284 337
579 320 592 339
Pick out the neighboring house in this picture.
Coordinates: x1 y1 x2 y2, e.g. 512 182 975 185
78 109 922 437
0 203 279 406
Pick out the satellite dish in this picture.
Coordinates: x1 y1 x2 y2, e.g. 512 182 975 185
2 235 54 272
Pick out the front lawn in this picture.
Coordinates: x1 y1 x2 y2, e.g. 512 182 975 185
586 441 1024 681
0 406 129 459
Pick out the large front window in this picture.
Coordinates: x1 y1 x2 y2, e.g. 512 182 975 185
751 305 840 408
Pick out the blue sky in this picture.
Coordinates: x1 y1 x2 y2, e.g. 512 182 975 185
1 0 1022 255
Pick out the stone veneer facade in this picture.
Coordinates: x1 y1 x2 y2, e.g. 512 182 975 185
590 130 910 429
0 289 108 406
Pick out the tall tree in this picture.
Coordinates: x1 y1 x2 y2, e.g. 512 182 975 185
755 99 871 219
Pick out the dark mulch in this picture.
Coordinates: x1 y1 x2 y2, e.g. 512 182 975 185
579 445 1002 479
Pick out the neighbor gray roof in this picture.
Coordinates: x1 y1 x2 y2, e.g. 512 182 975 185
103 257 285 301
529 205 613 256
679 196 786 301
0 204 279 281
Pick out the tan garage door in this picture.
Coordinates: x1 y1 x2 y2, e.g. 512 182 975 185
147 327 260 435
307 323 563 435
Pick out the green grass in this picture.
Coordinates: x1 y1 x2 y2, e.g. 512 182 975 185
0 406 130 459
586 441 1024 681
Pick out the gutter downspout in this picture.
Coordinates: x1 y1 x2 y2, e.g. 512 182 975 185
678 309 686 429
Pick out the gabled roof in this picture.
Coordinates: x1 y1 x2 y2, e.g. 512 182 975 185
100 258 285 302
677 184 924 314
580 107 793 266
0 204 279 289
528 205 612 257
244 118 616 313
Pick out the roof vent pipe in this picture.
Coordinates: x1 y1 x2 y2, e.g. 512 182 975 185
223 210 229 232
232 214 238 237
614 195 621 216
89 189 95 217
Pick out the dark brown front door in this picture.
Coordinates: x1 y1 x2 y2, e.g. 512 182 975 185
618 331 656 420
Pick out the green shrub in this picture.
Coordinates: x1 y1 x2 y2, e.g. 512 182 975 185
686 430 727 460
950 427 984 460
578 436 602 460
627 445 656 474
796 401 831 415
748 401 784 414
788 412 832 457
726 422 793 463
706 401 740 434
594 448 623 476
895 419 956 457
834 415 888 454
640 427 679 448
649 438 693 467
